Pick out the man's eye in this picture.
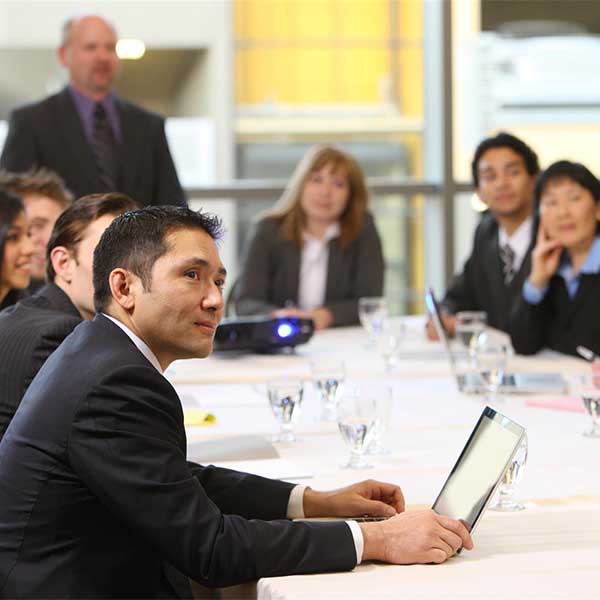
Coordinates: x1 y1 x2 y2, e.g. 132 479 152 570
215 279 225 290
185 271 199 280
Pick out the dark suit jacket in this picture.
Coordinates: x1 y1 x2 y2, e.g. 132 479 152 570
0 283 81 441
0 88 186 207
234 213 384 326
0 315 355 598
442 213 535 332
510 273 600 357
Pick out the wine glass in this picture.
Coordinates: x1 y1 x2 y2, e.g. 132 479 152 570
358 297 388 347
377 320 406 372
311 360 345 422
266 378 303 443
490 432 528 511
455 311 487 359
474 331 508 404
337 388 377 469
574 372 600 438
367 385 393 455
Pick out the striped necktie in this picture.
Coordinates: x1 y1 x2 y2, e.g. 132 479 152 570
92 103 118 191
499 243 516 285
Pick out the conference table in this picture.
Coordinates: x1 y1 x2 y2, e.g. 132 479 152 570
167 318 600 599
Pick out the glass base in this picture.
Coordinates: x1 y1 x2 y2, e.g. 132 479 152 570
272 431 296 443
367 444 391 456
340 460 373 470
490 500 526 512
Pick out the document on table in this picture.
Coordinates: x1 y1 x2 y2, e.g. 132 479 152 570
209 458 314 481
188 434 279 462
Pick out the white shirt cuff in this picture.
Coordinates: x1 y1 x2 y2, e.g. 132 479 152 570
345 520 364 565
286 485 306 519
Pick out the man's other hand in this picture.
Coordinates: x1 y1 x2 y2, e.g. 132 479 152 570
360 509 473 564
303 480 405 518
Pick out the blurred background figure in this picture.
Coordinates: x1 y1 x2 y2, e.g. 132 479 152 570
511 160 600 357
0 169 72 292
0 14 185 208
0 190 33 309
234 145 384 330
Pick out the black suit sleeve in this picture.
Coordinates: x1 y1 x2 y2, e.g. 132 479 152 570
68 365 355 587
152 118 187 207
325 215 384 326
235 220 281 315
509 294 547 355
0 108 38 171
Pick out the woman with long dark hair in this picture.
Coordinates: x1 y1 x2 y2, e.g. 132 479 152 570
0 190 34 309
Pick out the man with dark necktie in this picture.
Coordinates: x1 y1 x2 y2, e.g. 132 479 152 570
426 132 540 338
1 14 186 207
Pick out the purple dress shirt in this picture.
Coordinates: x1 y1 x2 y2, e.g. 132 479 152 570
68 86 122 144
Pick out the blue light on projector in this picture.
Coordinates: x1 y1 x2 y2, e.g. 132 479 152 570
276 321 298 339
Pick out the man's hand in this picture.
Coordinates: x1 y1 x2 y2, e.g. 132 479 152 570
426 313 456 340
360 509 473 564
303 480 405 518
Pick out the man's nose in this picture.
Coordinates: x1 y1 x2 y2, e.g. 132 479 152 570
202 285 224 312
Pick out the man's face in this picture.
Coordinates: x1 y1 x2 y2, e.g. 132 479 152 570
67 213 118 319
476 147 535 220
130 228 226 367
59 16 119 98
23 195 65 281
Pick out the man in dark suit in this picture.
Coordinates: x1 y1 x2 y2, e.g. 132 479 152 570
0 192 137 441
426 132 540 338
0 15 185 207
0 206 472 598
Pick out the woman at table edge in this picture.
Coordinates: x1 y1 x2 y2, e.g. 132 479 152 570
234 144 384 330
510 160 600 357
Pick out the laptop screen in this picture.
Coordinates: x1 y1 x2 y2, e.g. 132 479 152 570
432 406 525 532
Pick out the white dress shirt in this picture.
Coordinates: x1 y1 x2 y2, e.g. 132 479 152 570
101 314 364 564
297 222 341 311
498 216 533 274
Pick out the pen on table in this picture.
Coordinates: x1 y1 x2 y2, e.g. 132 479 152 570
576 345 596 362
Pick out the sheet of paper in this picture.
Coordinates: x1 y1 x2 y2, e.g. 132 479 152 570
209 458 314 481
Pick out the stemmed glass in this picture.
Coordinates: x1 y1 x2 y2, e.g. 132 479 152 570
367 385 393 455
377 320 406 372
311 360 345 421
358 297 388 347
574 373 600 438
474 331 508 404
337 387 377 469
266 378 304 443
491 432 528 511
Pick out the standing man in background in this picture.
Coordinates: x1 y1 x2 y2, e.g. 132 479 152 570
0 168 73 293
0 14 186 207
427 132 540 338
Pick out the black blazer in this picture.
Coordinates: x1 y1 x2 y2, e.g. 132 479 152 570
0 88 186 207
234 213 384 326
442 213 535 332
510 273 600 357
0 283 81 441
0 315 355 598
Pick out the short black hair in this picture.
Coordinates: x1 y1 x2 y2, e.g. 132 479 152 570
471 132 540 187
535 160 600 207
46 192 139 282
93 206 224 313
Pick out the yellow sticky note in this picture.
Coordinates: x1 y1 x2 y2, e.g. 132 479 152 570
184 408 217 426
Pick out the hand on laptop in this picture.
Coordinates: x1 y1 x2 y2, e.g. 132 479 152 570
360 509 473 564
303 480 405 518
426 313 456 341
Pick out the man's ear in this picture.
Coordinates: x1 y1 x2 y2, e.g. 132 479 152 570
50 246 75 285
109 268 138 311
57 45 68 68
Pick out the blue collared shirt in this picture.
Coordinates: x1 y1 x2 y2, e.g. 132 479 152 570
523 235 600 304
68 85 122 144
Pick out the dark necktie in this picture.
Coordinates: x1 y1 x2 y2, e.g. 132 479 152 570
92 103 118 191
499 243 516 285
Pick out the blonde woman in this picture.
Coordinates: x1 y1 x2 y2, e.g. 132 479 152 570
235 145 384 329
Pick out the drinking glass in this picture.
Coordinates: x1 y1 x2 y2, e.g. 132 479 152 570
377 320 406 372
367 385 394 455
311 360 345 421
337 388 377 469
358 297 388 347
456 311 487 357
491 433 528 511
574 373 600 438
267 378 304 443
474 331 508 404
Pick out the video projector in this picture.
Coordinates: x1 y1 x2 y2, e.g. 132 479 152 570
213 316 314 352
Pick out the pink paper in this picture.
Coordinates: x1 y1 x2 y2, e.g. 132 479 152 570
526 396 586 413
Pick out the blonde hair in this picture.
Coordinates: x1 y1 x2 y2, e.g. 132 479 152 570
265 145 369 249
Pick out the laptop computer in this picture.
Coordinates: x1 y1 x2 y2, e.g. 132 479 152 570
425 287 566 394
